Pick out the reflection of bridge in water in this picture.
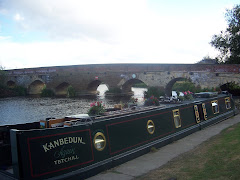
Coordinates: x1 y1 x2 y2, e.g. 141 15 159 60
4 64 240 96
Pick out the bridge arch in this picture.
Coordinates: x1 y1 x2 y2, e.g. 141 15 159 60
87 80 102 93
7 80 16 88
55 82 71 96
220 81 240 95
165 77 191 96
122 79 147 94
87 80 110 95
28 80 45 95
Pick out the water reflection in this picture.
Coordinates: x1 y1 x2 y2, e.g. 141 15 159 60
0 86 147 125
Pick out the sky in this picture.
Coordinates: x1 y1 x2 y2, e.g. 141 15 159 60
0 0 239 70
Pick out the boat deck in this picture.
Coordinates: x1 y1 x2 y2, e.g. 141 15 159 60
95 104 177 121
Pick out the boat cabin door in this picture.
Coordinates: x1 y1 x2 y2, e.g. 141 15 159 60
194 103 207 123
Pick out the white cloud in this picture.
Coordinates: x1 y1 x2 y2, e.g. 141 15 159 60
0 0 236 69
4 0 152 41
0 39 113 69
14 13 24 21
0 36 11 40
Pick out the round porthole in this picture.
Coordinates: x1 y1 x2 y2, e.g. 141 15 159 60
147 120 155 134
93 132 106 151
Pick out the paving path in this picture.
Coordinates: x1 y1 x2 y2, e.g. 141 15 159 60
88 113 240 180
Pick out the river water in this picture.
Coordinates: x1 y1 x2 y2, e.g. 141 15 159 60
0 86 147 125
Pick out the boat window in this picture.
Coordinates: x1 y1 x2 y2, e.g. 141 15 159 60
94 132 106 151
202 103 207 120
147 120 155 134
194 105 200 123
211 100 219 114
172 109 181 128
225 97 231 109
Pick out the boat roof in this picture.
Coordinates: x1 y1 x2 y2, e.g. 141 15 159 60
94 93 230 121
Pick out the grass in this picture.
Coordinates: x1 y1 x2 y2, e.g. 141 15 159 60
136 122 240 180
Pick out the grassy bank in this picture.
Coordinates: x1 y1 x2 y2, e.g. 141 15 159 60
137 121 240 180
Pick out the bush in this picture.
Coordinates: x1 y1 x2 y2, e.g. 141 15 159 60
13 86 27 96
132 83 148 88
41 86 55 97
0 66 6 85
144 87 164 98
173 81 220 93
105 87 122 94
227 82 240 91
222 82 240 96
0 72 6 85
0 84 27 97
0 84 15 97
67 85 76 97
178 96 185 101
144 96 160 106
173 81 199 93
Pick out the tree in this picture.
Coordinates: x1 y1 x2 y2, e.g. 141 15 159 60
197 55 218 64
0 65 6 85
210 5 240 64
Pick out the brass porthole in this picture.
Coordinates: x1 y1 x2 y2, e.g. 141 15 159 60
147 120 155 134
93 132 106 151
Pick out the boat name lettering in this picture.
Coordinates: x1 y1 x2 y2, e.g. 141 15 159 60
54 145 75 159
54 155 79 165
42 137 85 152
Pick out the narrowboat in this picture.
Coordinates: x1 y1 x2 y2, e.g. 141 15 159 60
0 92 237 180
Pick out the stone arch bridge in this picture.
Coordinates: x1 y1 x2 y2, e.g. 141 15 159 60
4 64 240 96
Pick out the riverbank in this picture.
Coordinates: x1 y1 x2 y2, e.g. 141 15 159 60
0 86 17 98
88 113 240 180
0 85 27 98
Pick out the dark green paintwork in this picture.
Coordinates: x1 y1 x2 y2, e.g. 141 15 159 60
7 94 235 180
